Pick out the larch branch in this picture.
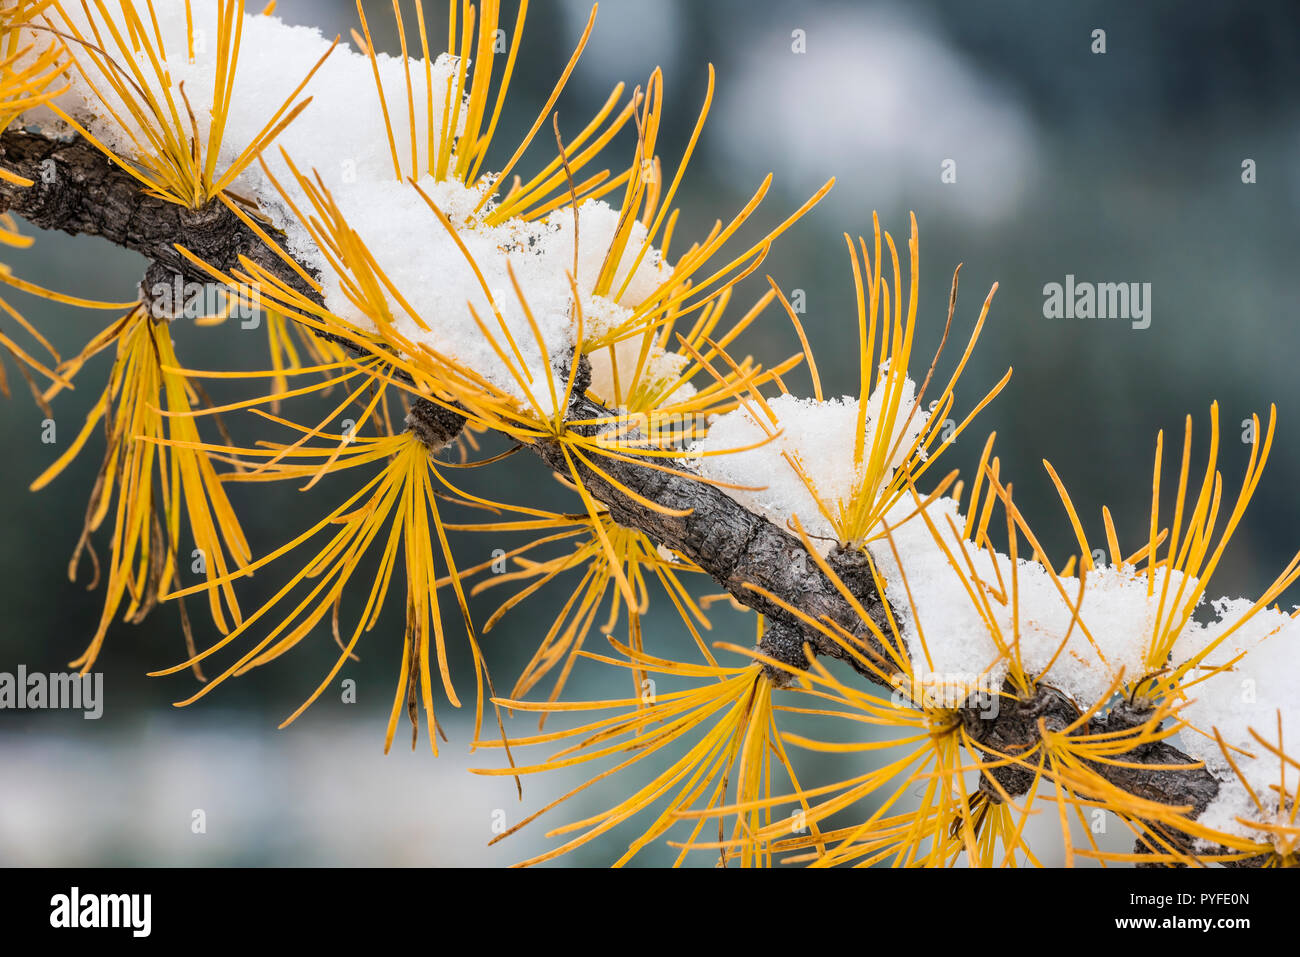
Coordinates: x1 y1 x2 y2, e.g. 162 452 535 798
0 126 1238 861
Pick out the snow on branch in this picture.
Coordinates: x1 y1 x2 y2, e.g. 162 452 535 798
2 0 1297 866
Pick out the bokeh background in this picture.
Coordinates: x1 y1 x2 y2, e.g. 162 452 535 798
2 0 1299 866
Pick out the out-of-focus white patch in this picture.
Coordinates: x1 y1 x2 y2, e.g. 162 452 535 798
712 5 1040 226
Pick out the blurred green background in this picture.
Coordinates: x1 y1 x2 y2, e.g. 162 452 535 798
2 0 1298 866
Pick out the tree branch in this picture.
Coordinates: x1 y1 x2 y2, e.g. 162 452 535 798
0 128 311 298
1 126 1243 861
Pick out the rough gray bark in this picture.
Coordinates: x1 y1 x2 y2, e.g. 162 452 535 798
0 128 314 299
1 126 1250 863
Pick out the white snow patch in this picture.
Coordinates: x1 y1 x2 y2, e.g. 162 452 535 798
19 2 672 409
1178 607 1300 847
692 381 928 545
